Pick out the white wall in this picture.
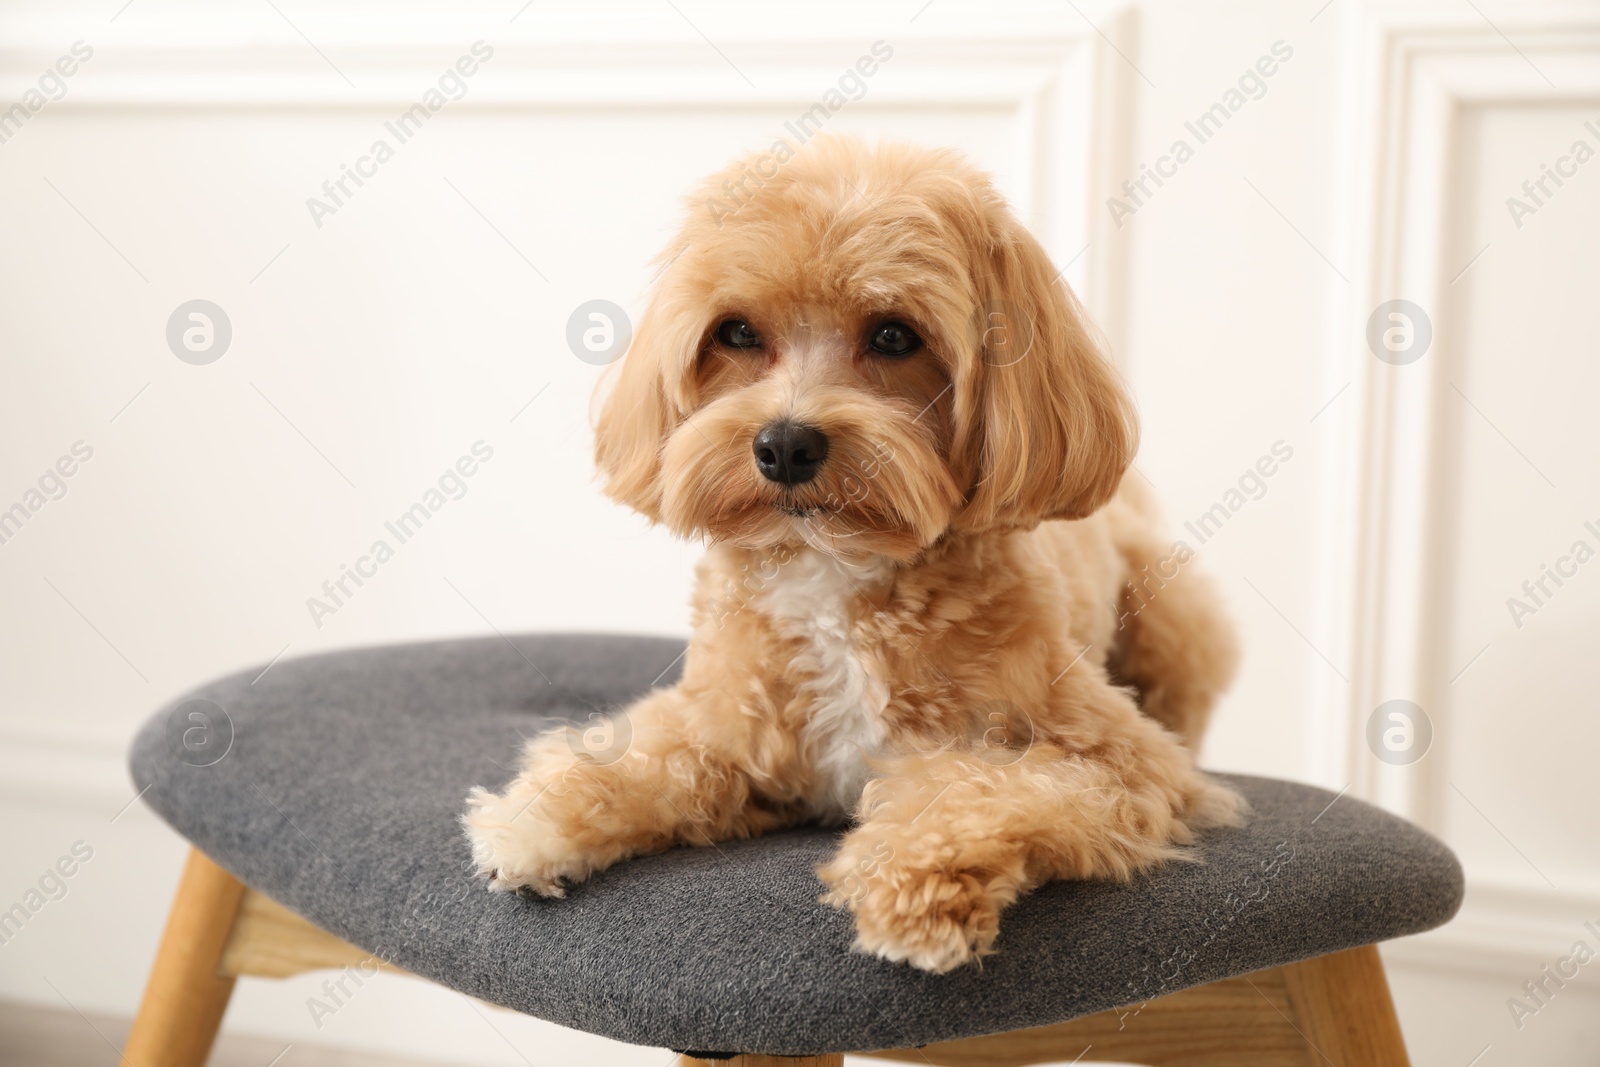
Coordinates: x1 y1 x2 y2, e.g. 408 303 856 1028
0 2 1596 1065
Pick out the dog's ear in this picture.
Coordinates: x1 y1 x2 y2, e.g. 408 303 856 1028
592 266 701 521
952 209 1138 530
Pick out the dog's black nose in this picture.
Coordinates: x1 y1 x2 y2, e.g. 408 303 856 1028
753 420 828 485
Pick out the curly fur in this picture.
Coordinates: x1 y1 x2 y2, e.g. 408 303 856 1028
464 136 1243 974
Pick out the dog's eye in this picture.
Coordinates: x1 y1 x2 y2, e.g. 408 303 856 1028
868 321 922 358
714 319 762 349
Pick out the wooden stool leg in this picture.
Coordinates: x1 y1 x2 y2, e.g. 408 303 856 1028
680 1056 843 1067
124 848 247 1067
1281 944 1410 1066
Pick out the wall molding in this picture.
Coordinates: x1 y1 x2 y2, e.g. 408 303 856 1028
0 729 135 816
1325 3 1600 817
1387 880 1600 980
0 6 1135 342
1319 0 1600 980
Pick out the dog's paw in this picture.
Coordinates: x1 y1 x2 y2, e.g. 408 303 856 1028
821 857 1005 974
461 786 588 898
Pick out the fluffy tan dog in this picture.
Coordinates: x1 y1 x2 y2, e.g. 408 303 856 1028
464 136 1242 974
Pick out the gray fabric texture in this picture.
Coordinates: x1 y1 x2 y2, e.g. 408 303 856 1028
129 633 1463 1056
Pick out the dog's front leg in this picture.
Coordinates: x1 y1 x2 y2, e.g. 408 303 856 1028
463 687 789 896
818 703 1241 973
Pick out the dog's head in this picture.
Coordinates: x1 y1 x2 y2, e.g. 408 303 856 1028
594 136 1137 561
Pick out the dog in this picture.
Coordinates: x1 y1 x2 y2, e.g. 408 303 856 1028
463 136 1243 974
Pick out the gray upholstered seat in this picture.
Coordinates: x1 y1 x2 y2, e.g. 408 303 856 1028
129 634 1463 1057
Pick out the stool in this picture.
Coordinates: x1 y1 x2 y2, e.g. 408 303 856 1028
126 634 1463 1066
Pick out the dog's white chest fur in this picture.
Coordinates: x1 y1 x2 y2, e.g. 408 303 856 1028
756 549 893 821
